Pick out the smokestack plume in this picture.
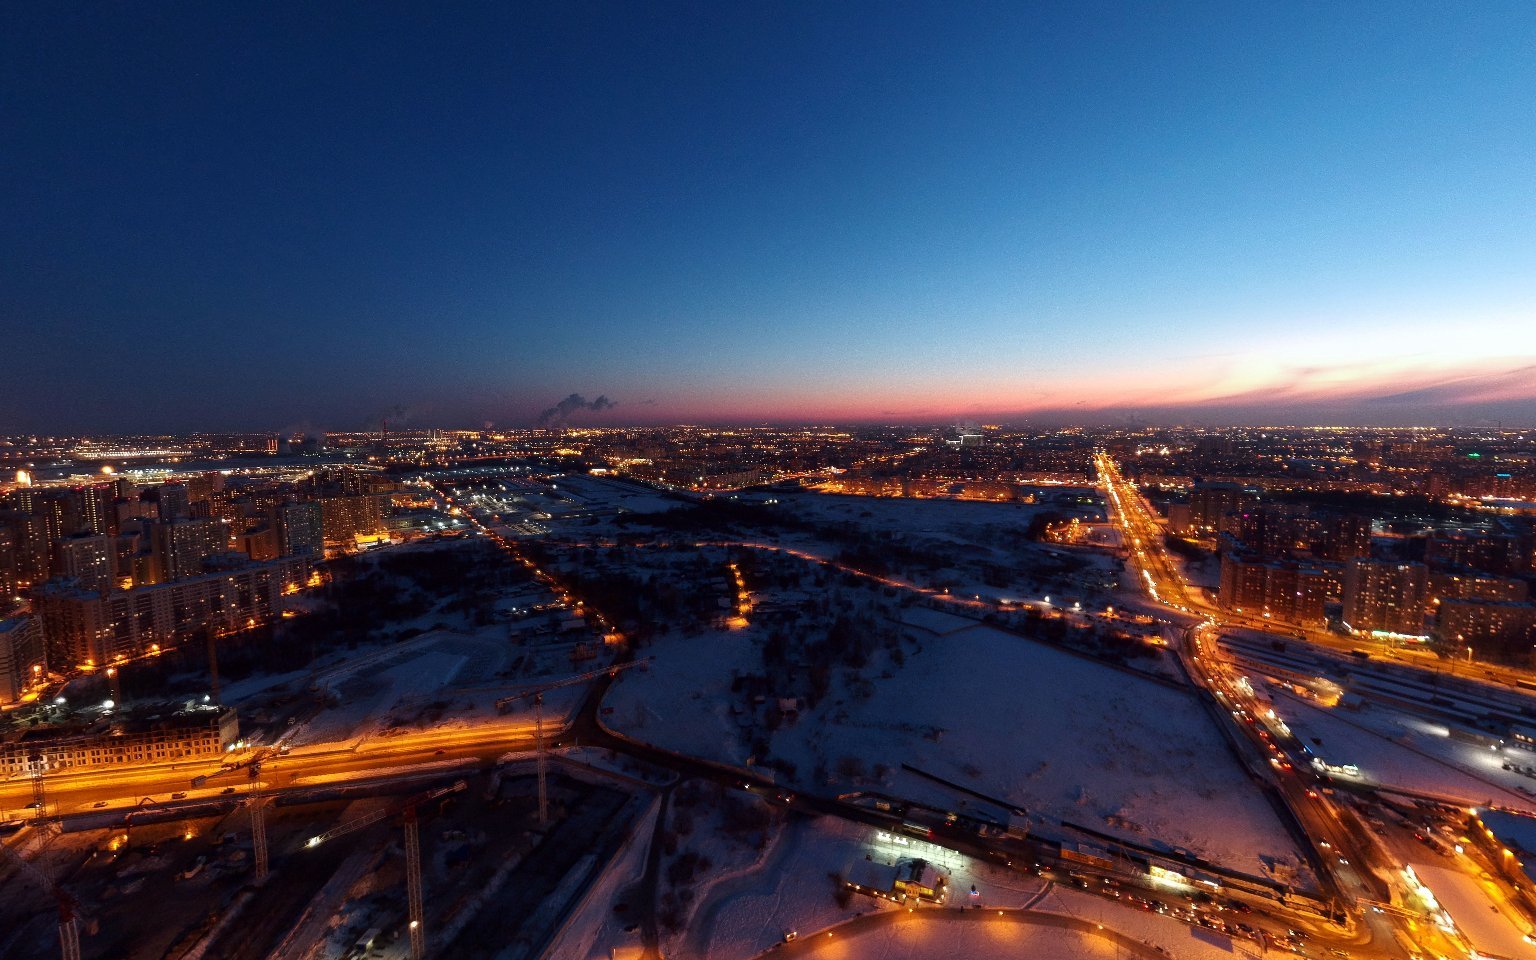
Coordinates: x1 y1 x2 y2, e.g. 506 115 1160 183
537 393 617 427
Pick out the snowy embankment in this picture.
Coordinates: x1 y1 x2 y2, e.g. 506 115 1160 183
543 795 660 960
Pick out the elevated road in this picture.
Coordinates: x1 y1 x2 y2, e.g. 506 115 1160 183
1 717 544 821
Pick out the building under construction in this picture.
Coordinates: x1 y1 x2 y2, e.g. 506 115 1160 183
0 702 236 777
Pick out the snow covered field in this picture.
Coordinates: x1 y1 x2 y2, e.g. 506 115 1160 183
1410 861 1536 959
607 616 1310 879
768 488 1090 533
274 625 588 750
1274 691 1536 813
682 815 1051 960
544 795 660 960
769 490 1122 605
545 473 683 517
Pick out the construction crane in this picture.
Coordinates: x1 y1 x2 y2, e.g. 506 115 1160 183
28 752 48 820
494 657 652 824
207 630 221 705
248 764 270 882
189 741 283 789
304 779 467 960
191 744 282 882
0 836 84 960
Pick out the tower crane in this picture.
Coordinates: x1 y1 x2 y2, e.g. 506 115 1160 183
248 763 270 883
190 744 283 882
0 837 84 960
493 657 652 824
304 779 467 960
27 751 48 820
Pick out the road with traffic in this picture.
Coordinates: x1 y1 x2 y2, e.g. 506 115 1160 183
1095 450 1536 960
0 717 545 823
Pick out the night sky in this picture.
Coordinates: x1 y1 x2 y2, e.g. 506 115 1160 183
4 2 1535 432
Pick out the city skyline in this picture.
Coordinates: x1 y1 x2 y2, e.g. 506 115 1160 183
5 3 1536 432
7 6 1536 949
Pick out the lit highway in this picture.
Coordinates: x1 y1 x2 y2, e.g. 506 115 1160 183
1097 451 1422 954
0 717 551 823
1095 450 1536 960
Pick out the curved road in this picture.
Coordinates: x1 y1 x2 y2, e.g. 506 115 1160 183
754 903 1176 960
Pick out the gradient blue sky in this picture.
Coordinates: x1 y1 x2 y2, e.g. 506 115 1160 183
3 2 1534 432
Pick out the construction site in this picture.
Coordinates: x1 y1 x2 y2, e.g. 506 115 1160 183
0 758 652 960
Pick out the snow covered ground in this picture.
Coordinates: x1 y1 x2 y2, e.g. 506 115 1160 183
584 487 1123 609
278 626 588 750
1410 860 1536 959
681 815 1051 960
761 888 1251 960
1033 885 1264 960
607 616 1310 879
778 493 1124 607
1273 693 1536 814
544 795 660 960
544 473 683 517
771 488 1100 535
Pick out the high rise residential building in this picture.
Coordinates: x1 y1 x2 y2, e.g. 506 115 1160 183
153 517 224 581
35 555 312 666
55 532 116 592
318 494 384 548
278 501 324 557
3 488 36 515
76 483 115 535
1427 568 1528 604
1424 530 1530 577
1235 505 1315 558
30 489 75 543
0 525 16 599
240 526 280 562
186 471 222 507
1185 482 1253 537
1218 551 1340 625
0 614 45 705
111 531 142 589
1342 559 1429 636
1318 513 1374 562
1435 600 1536 660
0 512 52 589
154 483 191 522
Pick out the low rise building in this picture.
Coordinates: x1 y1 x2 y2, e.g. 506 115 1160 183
845 856 949 903
0 703 237 778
